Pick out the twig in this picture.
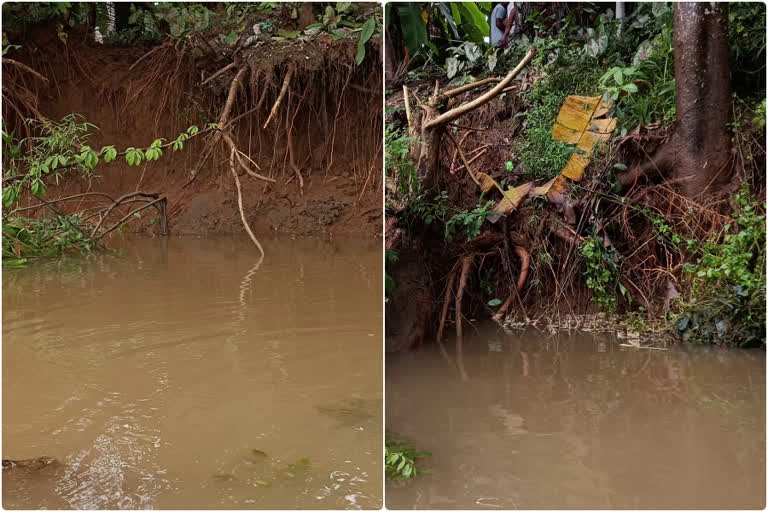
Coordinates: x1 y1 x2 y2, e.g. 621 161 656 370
95 198 165 240
445 130 480 186
229 147 265 260
263 69 293 129
453 148 488 173
90 192 160 237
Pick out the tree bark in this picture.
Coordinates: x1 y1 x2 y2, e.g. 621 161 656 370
671 2 732 198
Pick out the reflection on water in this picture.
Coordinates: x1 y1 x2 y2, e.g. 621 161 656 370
386 323 765 510
3 236 382 509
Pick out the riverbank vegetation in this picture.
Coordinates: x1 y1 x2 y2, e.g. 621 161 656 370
3 2 383 266
385 432 430 480
385 2 765 348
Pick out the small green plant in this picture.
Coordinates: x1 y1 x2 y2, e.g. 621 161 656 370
675 186 766 346
385 433 430 480
385 124 418 197
445 197 497 242
598 65 642 101
579 233 625 313
753 98 766 128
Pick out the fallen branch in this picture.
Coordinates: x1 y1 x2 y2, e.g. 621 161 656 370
95 197 166 240
90 192 161 238
425 47 535 130
229 147 265 260
440 77 502 100
263 70 293 129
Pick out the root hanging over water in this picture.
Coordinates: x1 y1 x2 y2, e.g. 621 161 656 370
454 255 474 381
229 147 265 261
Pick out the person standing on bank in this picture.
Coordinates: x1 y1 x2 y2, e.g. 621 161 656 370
490 2 517 47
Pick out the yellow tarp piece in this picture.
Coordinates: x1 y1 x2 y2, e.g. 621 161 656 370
552 92 616 180
481 91 617 219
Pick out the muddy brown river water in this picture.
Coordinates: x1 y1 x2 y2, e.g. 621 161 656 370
3 236 382 509
386 323 765 510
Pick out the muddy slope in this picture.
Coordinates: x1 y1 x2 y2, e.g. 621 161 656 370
4 26 383 238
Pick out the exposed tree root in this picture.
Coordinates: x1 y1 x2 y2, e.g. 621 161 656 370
229 147 265 260
263 69 293 129
454 255 473 381
436 261 460 345
2 58 49 84
201 61 237 86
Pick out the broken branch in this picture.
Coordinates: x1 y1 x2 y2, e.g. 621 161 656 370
425 47 535 129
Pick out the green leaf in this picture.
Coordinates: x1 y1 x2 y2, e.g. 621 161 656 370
277 29 300 39
102 146 117 163
187 125 199 136
133 211 142 219
622 83 639 94
397 3 428 56
2 186 18 207
359 18 376 44
488 298 502 307
30 178 45 197
355 41 366 65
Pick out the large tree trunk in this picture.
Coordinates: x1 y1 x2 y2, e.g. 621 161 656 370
671 2 732 198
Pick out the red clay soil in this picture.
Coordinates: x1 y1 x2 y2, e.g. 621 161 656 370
4 28 383 239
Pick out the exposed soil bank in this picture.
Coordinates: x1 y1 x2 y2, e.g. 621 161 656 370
3 22 383 239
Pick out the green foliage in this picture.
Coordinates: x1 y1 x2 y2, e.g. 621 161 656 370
2 115 208 261
753 99 766 129
385 125 418 197
2 115 96 209
598 65 642 101
385 433 430 480
579 233 625 313
445 197 497 242
675 187 766 346
728 2 766 92
2 213 98 263
390 3 430 58
385 249 398 296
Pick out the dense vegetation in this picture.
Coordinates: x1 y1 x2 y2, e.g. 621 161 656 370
385 2 765 347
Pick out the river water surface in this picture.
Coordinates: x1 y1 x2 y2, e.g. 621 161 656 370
386 323 765 509
3 236 382 509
